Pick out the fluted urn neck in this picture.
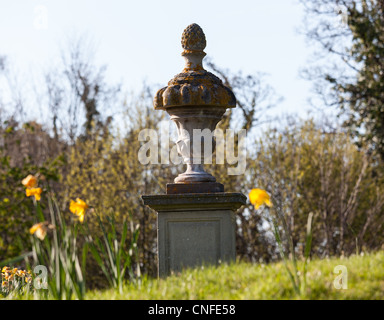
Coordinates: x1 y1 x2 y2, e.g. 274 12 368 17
153 23 236 111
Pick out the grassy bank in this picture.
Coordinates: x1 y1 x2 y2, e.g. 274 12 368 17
86 251 384 300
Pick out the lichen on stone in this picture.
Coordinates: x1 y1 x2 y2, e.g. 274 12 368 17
181 23 206 52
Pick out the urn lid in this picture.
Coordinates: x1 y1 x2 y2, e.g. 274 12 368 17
153 23 236 110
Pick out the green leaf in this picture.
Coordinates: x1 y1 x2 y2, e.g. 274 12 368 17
0 251 33 267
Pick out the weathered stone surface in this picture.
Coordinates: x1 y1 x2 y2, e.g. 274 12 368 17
153 23 237 185
153 23 236 110
166 182 224 194
142 193 246 277
181 23 206 52
169 106 225 184
142 193 246 211
142 24 245 278
154 71 236 110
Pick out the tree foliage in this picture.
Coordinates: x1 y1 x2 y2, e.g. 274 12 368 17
1 32 383 290
0 121 62 261
249 118 384 257
302 0 384 158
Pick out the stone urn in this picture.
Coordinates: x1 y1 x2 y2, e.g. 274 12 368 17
154 23 236 194
142 23 246 277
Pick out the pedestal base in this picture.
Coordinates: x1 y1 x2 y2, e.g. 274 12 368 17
142 193 246 277
166 182 224 194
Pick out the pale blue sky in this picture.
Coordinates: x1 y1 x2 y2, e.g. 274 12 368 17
0 0 315 119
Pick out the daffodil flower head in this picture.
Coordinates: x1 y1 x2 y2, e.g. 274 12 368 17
26 187 43 201
22 174 38 188
2 266 10 273
16 270 26 277
30 222 48 240
69 198 89 223
249 188 273 209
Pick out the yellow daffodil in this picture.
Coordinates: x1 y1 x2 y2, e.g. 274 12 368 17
26 187 43 201
2 281 8 287
29 222 48 240
22 174 38 188
2 266 10 273
16 270 26 277
11 268 18 274
249 188 273 209
70 198 89 223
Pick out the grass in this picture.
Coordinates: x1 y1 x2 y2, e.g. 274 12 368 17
86 250 384 300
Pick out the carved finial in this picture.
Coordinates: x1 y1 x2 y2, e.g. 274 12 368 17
153 23 236 110
181 23 206 72
181 23 206 52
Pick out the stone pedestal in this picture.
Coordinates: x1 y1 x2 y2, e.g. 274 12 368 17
142 193 246 277
166 182 224 194
142 24 246 278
